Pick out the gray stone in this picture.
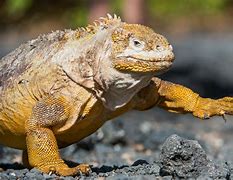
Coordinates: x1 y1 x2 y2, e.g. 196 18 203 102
159 134 208 178
159 134 231 179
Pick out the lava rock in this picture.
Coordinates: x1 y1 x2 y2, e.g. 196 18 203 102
0 135 232 179
159 134 230 179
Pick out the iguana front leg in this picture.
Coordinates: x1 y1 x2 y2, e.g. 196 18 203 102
25 96 91 176
157 79 233 119
136 78 233 119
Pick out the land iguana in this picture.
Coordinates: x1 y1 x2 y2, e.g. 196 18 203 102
0 14 233 176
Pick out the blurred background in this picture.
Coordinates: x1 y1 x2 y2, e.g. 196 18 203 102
0 0 233 169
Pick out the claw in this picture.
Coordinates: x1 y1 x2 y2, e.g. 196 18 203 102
77 164 91 176
48 166 56 175
78 169 82 176
220 110 227 123
203 113 210 120
86 166 91 175
222 114 227 123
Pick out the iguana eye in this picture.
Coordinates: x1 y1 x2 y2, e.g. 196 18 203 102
133 40 141 47
130 38 144 50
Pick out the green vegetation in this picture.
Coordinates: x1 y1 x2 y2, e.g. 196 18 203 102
0 0 231 27
147 0 228 17
5 0 32 17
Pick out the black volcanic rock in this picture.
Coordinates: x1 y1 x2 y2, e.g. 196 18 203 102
159 134 230 179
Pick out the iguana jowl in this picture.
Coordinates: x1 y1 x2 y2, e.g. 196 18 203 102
0 14 233 176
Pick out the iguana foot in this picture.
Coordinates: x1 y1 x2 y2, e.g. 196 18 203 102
39 163 91 176
193 97 233 119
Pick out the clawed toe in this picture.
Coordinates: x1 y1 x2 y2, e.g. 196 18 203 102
203 113 210 119
39 163 91 176
76 164 91 175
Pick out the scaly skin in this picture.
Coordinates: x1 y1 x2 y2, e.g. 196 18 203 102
0 14 233 176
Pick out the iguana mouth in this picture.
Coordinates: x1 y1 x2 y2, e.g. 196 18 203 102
127 56 174 63
116 51 175 63
113 55 174 73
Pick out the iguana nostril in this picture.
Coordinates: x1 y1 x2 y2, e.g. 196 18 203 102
156 45 162 51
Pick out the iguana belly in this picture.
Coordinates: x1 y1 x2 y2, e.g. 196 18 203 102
55 98 107 148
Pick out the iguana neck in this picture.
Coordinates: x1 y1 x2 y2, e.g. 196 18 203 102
94 55 154 110
53 28 153 110
52 27 111 87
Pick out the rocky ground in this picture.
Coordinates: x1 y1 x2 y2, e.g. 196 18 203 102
0 34 233 179
1 104 233 179
0 130 232 179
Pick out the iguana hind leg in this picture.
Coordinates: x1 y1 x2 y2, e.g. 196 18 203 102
26 128 90 176
25 96 91 176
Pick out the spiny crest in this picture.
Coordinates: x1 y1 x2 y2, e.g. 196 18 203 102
78 14 122 35
98 13 122 27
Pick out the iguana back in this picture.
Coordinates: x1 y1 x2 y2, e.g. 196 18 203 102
0 30 67 90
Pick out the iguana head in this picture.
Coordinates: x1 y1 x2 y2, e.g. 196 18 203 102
111 23 174 74
82 14 174 75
